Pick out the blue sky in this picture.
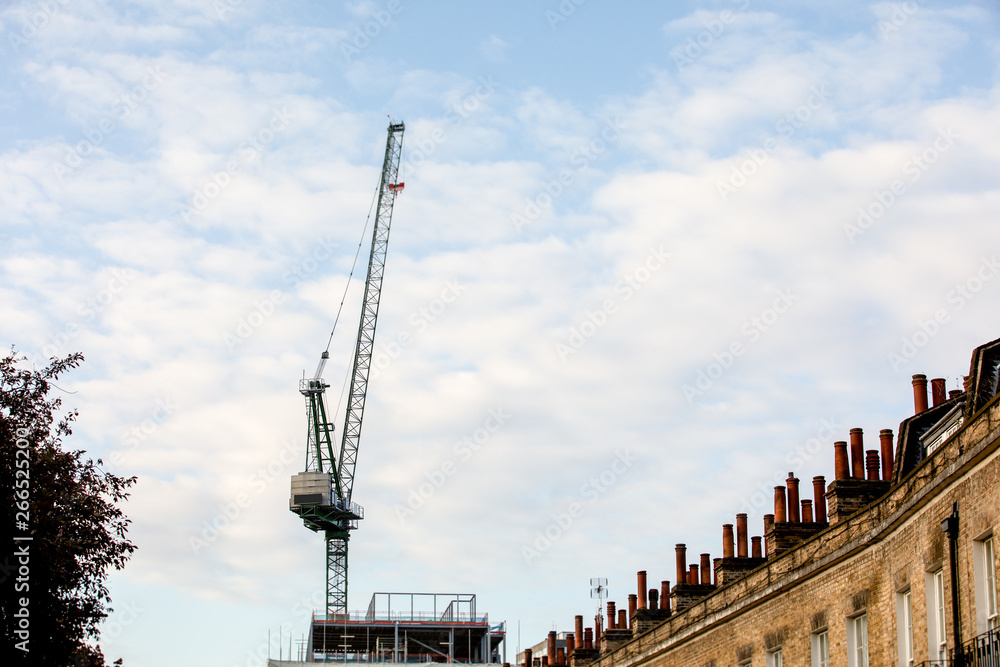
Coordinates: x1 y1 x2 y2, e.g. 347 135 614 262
2 1 1000 665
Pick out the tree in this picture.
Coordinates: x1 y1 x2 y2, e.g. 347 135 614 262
1 350 136 666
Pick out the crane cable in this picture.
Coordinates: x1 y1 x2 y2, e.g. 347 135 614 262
323 177 381 355
328 172 384 423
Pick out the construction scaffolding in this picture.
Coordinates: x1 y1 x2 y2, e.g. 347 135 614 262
307 593 506 664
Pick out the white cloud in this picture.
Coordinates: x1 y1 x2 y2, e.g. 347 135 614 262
480 34 509 63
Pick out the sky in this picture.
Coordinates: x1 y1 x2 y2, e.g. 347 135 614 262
2 0 1000 664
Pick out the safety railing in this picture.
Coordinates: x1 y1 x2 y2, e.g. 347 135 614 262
951 628 1000 667
313 611 488 624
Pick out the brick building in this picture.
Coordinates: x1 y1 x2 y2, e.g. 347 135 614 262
531 335 1000 667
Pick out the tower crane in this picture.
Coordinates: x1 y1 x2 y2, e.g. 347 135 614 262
290 121 405 617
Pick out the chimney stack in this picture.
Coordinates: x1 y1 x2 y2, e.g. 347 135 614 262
736 513 748 557
547 631 557 667
834 441 850 480
648 588 658 611
912 374 929 414
931 377 947 406
787 474 800 522
688 564 698 585
627 594 637 626
637 571 647 610
575 616 584 646
566 633 575 655
722 524 735 558
879 429 894 482
660 582 671 613
812 476 827 523
751 536 762 558
584 628 593 650
606 601 616 630
617 608 627 630
713 558 721 586
524 648 532 667
557 649 565 665
849 428 864 479
675 544 687 585
801 499 813 523
774 486 787 523
866 450 880 481
700 554 711 585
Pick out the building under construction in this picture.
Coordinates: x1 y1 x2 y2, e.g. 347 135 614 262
305 592 506 663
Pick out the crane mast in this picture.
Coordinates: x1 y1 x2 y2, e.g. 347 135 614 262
290 121 405 617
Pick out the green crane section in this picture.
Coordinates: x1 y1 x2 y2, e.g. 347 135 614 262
290 121 405 617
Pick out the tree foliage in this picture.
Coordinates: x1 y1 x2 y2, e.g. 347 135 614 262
1 350 136 666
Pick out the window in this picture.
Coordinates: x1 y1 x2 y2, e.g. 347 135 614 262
986 538 998 630
926 570 948 662
766 648 782 667
847 614 868 667
975 536 999 633
811 630 830 667
897 590 914 667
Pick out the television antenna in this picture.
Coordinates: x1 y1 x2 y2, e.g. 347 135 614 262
590 577 608 632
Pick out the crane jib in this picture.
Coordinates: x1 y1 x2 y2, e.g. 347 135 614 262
290 121 404 617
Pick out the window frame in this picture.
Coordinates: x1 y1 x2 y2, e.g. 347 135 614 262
766 647 783 667
810 629 830 667
925 569 948 662
847 613 869 667
974 535 999 633
896 589 914 667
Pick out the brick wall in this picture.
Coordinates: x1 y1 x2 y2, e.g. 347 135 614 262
583 393 1000 667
